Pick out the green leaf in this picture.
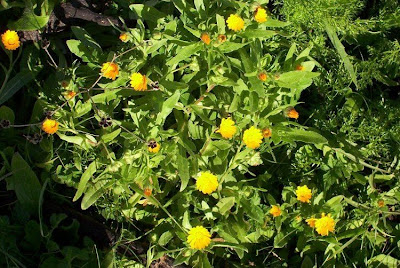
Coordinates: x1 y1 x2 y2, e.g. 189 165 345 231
177 145 190 191
368 254 399 268
0 67 41 105
101 128 121 144
8 9 49 30
73 161 97 202
218 42 248 53
217 197 235 215
155 90 180 125
158 231 174 246
276 127 328 145
301 256 313 268
201 140 231 157
9 153 41 214
130 4 166 23
264 19 290 28
0 105 15 124
216 14 226 34
240 29 276 39
66 39 99 63
81 180 111 210
325 22 358 89
276 71 320 90
167 43 202 66
71 26 102 51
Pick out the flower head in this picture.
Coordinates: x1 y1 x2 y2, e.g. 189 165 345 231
378 200 385 208
269 205 281 217
226 14 244 32
101 62 119 80
243 126 263 149
296 185 312 203
306 218 316 228
201 32 211 45
196 171 218 194
296 64 305 71
144 188 152 197
64 91 76 100
42 119 59 134
258 72 267 81
187 226 211 250
315 213 335 236
262 128 272 138
286 107 299 119
254 7 268 23
147 140 160 153
218 34 227 43
1 30 20 50
119 32 128 42
130 72 147 91
217 118 237 139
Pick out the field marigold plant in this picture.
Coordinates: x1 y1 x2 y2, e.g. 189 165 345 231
147 140 160 153
315 213 335 236
254 7 268 23
130 72 147 91
217 118 237 139
269 205 282 217
226 14 244 31
119 32 128 42
101 62 119 80
1 30 20 50
196 171 218 194
243 126 263 149
187 226 211 250
296 185 312 203
200 32 211 45
41 119 59 134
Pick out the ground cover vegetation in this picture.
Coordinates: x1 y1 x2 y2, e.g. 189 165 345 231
0 0 399 267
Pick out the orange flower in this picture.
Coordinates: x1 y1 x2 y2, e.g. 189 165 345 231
1 30 20 50
101 62 119 80
296 64 305 71
269 205 281 217
65 91 76 100
378 200 385 208
218 34 227 43
119 32 128 42
286 107 299 119
262 128 272 138
144 188 152 197
201 33 211 45
258 72 267 81
306 218 316 228
42 119 59 134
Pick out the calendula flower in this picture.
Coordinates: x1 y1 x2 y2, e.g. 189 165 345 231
296 64 305 71
147 140 160 153
216 118 237 139
1 30 20 50
378 200 385 208
315 213 335 236
258 72 267 81
306 218 316 228
201 32 211 45
42 119 59 134
296 215 302 222
64 91 76 100
130 72 147 91
101 62 119 80
187 226 211 250
243 126 263 149
254 7 268 23
196 171 218 194
226 14 244 32
262 128 272 138
144 188 152 197
269 205 281 217
119 32 128 42
218 34 227 43
286 107 299 119
296 185 312 203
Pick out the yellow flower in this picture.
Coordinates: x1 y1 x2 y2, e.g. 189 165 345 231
64 91 76 100
243 126 263 149
296 185 312 203
201 32 211 45
286 107 299 119
216 118 237 139
306 218 316 228
269 205 281 217
296 64 305 71
147 140 160 153
187 226 211 250
258 72 267 81
315 213 335 236
42 119 59 134
130 72 147 91
196 171 218 194
226 14 244 32
254 7 268 23
262 128 272 138
119 32 128 42
378 200 385 208
1 30 20 50
218 34 227 43
101 62 119 80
